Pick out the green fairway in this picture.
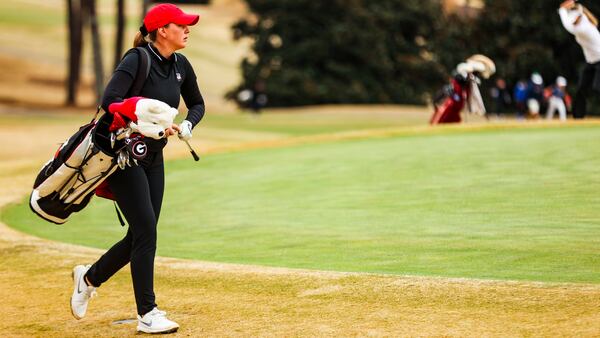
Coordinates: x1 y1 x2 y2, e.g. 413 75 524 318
4 125 600 283
201 107 428 135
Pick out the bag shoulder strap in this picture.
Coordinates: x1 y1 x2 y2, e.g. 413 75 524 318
94 47 150 120
130 46 151 97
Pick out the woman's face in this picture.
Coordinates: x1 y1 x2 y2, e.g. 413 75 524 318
159 24 190 50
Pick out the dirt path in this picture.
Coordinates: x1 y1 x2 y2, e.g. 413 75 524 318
2 112 600 336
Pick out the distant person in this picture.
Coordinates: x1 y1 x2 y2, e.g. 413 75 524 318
513 79 528 119
250 80 268 114
489 78 512 118
237 81 268 115
559 0 600 119
545 76 571 121
526 72 545 119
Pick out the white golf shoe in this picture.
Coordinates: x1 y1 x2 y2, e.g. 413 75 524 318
137 307 179 334
70 264 97 320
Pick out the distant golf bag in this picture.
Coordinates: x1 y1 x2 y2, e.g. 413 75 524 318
430 54 495 125
29 112 137 224
430 76 469 124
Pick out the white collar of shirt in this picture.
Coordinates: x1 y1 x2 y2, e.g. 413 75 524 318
148 44 178 63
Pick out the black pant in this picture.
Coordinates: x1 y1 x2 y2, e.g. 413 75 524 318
86 151 164 316
573 62 600 119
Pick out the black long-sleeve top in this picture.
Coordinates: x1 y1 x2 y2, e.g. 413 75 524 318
101 43 205 150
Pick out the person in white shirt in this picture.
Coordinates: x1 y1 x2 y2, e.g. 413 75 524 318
546 76 569 121
559 0 600 118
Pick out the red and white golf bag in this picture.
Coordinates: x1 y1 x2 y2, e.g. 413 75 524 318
30 115 118 224
30 98 178 224
430 54 495 125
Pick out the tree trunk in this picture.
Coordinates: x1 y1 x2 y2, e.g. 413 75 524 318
141 0 151 23
66 0 83 106
88 0 104 104
114 0 125 70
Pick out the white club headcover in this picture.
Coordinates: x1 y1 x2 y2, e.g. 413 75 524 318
467 60 486 74
466 54 496 79
130 99 179 139
456 62 473 78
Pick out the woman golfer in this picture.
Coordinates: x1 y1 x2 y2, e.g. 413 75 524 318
69 3 205 334
559 0 600 119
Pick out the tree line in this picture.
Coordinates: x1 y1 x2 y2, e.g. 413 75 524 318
228 0 600 110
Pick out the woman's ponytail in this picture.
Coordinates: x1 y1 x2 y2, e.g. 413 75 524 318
133 31 147 48
133 24 157 48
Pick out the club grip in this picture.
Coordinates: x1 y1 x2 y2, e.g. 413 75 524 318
182 139 200 162
190 149 200 161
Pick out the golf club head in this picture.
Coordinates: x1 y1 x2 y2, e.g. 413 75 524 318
117 151 127 170
110 132 116 149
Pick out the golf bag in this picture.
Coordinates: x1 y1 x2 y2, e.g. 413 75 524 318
29 113 121 224
30 47 153 224
430 76 469 124
430 54 495 125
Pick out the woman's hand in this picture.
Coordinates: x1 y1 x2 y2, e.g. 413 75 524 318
164 124 182 138
177 120 193 141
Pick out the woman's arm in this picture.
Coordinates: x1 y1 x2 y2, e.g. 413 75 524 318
179 56 205 127
100 53 138 112
559 7 577 34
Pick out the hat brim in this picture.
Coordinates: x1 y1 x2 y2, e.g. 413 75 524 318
173 13 199 26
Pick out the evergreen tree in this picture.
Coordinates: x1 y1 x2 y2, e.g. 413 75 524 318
434 0 600 112
228 0 446 107
476 0 580 83
230 0 600 110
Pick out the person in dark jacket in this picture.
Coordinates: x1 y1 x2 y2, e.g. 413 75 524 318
69 3 205 334
526 72 545 118
513 79 528 119
489 78 512 118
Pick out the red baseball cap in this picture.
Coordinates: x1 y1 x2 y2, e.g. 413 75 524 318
143 4 200 32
